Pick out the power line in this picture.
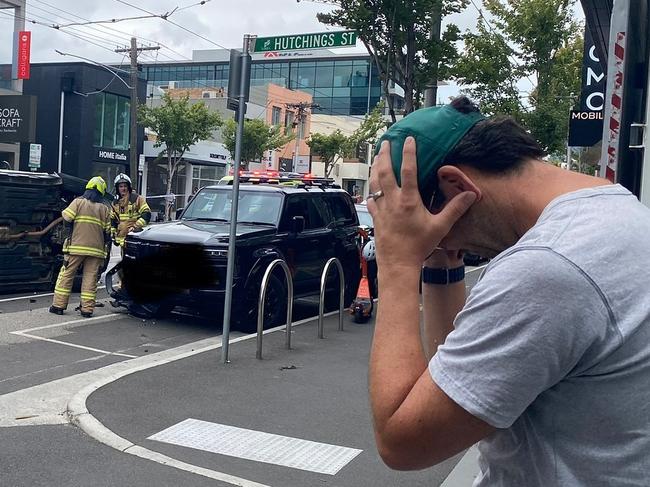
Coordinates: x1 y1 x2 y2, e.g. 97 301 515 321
0 9 120 55
30 0 192 61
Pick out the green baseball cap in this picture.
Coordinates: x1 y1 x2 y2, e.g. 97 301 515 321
375 104 485 205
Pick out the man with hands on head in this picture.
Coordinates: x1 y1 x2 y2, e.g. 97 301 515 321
367 96 650 485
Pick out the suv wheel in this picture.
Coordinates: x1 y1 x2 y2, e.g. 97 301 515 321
234 272 288 333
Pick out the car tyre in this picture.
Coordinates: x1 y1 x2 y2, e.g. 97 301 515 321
233 272 288 333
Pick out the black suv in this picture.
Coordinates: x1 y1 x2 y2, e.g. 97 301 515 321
120 182 361 331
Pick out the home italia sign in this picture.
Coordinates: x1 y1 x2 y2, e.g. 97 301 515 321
254 31 357 52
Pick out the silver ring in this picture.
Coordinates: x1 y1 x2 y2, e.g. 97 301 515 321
369 190 384 200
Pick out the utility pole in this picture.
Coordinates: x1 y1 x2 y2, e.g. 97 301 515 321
115 38 159 189
424 0 443 107
285 102 319 172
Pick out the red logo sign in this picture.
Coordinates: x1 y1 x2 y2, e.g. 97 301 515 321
264 51 279 58
17 31 31 80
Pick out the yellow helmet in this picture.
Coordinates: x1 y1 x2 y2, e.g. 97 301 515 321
86 176 107 195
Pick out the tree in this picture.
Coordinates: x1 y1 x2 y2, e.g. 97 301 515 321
221 118 294 169
452 0 583 153
138 93 222 220
317 0 467 120
307 130 355 177
351 102 388 146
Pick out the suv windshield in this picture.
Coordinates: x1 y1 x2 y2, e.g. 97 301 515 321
182 188 282 225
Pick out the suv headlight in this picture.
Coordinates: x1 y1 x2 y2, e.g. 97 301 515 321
204 248 228 258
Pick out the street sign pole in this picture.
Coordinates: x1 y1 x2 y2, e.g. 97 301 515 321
222 35 254 364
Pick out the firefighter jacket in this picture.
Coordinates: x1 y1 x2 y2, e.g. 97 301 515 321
61 197 111 259
111 192 151 246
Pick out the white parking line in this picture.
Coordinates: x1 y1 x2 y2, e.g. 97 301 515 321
13 313 121 334
0 285 107 303
10 313 135 358
15 332 137 359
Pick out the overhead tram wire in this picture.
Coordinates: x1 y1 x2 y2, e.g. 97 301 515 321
29 0 192 61
0 10 122 55
113 1 377 120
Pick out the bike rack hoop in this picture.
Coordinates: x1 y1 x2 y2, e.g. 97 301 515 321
256 259 294 359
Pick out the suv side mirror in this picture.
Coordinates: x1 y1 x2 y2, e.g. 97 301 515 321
291 216 305 234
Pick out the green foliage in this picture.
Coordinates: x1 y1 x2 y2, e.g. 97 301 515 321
222 118 295 168
138 93 222 219
452 0 583 152
138 93 222 159
351 102 387 146
307 130 355 177
317 0 466 117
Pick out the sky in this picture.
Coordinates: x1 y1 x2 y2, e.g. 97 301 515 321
0 0 582 99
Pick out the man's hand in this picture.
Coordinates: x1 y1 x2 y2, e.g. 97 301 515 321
367 137 476 271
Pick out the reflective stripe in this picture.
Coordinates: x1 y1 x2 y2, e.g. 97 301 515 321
80 292 96 299
62 209 76 220
74 215 107 227
65 245 106 258
136 218 147 227
55 287 72 296
139 204 151 213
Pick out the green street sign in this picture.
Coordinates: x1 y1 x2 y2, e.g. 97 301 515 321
254 31 357 52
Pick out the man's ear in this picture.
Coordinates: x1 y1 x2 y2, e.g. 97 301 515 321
437 165 482 202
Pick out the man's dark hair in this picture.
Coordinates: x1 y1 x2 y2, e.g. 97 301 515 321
443 96 546 173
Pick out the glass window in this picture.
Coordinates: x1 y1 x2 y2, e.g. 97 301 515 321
313 97 331 112
183 189 282 225
332 87 350 97
115 97 130 150
284 111 295 135
102 94 117 148
272 106 282 126
296 64 315 89
351 69 369 87
281 196 327 230
94 93 130 150
326 194 357 226
333 61 353 85
314 64 333 87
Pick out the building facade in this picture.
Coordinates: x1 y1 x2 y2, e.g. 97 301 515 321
16 62 146 186
144 49 382 116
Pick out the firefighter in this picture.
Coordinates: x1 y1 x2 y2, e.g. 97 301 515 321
50 176 111 318
111 173 151 248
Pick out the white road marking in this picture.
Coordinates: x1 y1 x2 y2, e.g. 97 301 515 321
0 285 107 303
15 332 137 359
149 418 362 475
12 313 122 334
9 312 135 358
0 311 339 487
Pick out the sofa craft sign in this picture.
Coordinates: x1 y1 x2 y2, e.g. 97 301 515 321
0 107 23 131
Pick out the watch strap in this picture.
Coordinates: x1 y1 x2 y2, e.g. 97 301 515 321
422 265 465 284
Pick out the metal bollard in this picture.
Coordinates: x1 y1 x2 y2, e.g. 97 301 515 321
256 259 293 359
318 257 345 339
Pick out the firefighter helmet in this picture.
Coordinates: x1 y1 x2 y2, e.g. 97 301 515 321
114 173 132 188
86 176 107 195
362 239 376 261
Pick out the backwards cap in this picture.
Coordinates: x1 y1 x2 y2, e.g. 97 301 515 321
374 104 485 205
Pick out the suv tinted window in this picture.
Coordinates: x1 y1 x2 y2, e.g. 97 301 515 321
281 195 328 230
183 189 282 224
326 194 357 226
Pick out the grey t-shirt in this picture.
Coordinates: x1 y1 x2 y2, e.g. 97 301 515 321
429 185 650 486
